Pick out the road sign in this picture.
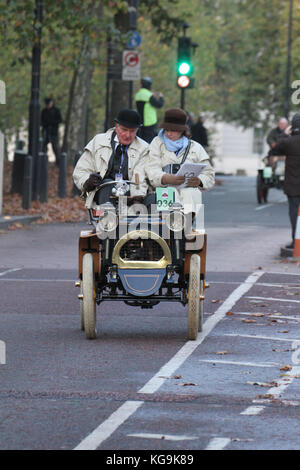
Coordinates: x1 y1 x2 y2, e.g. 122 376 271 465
126 31 142 49
122 50 141 81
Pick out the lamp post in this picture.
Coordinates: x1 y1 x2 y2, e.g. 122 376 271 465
284 0 293 119
28 0 42 201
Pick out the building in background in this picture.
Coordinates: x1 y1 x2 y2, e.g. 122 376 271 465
205 119 269 177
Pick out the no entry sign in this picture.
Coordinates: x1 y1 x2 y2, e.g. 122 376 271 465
122 50 141 81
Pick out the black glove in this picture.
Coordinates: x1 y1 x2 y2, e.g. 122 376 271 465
83 173 102 192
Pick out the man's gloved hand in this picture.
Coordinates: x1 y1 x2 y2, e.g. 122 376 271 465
83 173 102 192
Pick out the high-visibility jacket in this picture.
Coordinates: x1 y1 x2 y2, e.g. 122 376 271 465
135 88 157 127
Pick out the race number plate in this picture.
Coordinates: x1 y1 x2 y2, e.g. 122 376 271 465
156 187 175 211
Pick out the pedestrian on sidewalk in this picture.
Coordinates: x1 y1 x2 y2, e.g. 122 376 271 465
41 97 62 166
272 113 300 249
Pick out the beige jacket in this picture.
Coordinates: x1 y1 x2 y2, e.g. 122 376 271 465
73 128 149 208
145 136 215 190
143 137 215 229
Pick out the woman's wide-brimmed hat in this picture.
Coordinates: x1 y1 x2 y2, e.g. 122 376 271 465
161 108 189 132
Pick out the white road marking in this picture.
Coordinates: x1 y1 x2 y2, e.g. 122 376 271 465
247 295 300 304
266 271 300 276
139 270 264 394
74 401 143 450
255 204 274 211
240 406 265 416
227 312 300 322
74 270 264 450
205 437 231 450
256 282 300 288
0 268 22 277
225 333 299 343
127 433 198 441
199 359 278 368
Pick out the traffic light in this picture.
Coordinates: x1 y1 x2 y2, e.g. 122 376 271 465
177 37 194 89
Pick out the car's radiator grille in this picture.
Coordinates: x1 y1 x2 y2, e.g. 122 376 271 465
120 238 164 261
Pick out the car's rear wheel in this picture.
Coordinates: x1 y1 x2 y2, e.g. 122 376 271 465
188 254 201 340
82 253 97 339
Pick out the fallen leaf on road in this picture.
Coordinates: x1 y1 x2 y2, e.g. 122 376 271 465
178 383 197 387
211 299 221 303
247 381 278 388
251 313 264 317
213 351 228 355
257 394 275 399
226 311 234 316
280 365 292 371
281 374 300 378
173 375 182 379
242 319 257 323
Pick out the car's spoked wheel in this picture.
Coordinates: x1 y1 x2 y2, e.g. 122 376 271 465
188 254 200 340
82 253 97 339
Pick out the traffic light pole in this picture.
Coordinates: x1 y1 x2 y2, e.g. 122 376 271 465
180 88 185 110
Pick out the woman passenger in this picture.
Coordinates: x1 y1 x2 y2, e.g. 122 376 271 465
145 108 215 229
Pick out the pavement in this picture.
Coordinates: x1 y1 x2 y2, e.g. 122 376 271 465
0 214 41 230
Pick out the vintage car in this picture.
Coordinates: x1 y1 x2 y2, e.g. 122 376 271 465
256 155 285 204
76 179 208 341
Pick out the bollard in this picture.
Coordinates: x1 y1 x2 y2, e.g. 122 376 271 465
11 149 27 194
58 151 67 198
72 151 81 196
32 151 42 201
39 151 48 203
22 154 33 210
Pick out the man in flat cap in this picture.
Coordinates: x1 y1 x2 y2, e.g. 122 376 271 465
73 109 149 207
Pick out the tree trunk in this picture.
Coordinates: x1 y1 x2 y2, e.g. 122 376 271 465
62 2 102 164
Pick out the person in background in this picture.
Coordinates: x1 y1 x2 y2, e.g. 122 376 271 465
266 117 288 155
272 113 300 249
135 76 164 143
41 97 62 166
186 111 195 132
191 113 209 150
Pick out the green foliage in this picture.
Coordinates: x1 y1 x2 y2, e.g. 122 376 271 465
1 0 300 143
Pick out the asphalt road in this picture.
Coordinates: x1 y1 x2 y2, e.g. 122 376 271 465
0 176 299 452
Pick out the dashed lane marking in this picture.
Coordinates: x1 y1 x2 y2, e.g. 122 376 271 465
225 333 300 343
247 295 300 304
127 433 198 441
0 268 22 277
205 437 231 450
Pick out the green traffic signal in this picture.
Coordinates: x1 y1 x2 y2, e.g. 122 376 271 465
178 62 191 75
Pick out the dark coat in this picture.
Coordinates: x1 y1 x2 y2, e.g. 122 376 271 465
191 121 208 147
273 134 300 197
41 106 62 135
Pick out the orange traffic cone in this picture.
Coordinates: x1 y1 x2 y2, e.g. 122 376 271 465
293 205 300 258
